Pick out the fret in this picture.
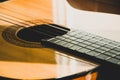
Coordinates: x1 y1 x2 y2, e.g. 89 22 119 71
43 29 120 67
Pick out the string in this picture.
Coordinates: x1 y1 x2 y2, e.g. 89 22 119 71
0 1 54 25
2 1 95 66
0 2 53 27
0 8 51 27
0 4 68 31
0 3 56 30
0 4 68 38
1 11 68 33
0 12 68 32
0 13 31 27
0 0 70 43
0 13 31 32
0 6 51 26
0 17 96 67
0 2 99 71
0 3 53 24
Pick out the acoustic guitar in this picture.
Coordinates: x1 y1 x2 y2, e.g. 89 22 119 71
0 0 99 79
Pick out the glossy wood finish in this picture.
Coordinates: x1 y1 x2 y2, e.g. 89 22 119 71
0 0 98 79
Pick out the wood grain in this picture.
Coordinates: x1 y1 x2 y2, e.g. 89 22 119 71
0 0 98 79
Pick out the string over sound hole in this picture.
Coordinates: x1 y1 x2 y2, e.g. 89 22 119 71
17 24 70 42
0 0 8 2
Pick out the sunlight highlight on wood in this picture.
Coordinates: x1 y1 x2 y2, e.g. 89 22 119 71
0 0 98 79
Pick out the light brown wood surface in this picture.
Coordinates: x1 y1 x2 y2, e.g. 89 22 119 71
0 0 98 80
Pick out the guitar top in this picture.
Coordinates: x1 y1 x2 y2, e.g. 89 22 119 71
0 0 98 79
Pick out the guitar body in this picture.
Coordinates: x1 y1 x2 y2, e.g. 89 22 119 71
0 0 98 79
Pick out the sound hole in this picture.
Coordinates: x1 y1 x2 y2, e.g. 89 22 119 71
17 24 70 42
0 0 8 2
